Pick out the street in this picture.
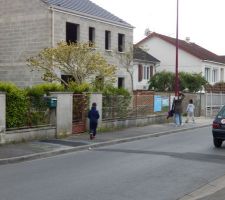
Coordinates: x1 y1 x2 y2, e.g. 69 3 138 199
1 126 225 200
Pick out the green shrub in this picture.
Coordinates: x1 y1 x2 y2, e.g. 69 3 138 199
25 83 64 97
102 86 130 97
0 82 28 128
66 82 90 93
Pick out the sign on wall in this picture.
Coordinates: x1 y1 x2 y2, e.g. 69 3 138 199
154 95 162 112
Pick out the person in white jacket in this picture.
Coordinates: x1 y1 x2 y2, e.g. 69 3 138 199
185 99 195 123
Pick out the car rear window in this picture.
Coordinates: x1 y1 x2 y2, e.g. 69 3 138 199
217 106 225 118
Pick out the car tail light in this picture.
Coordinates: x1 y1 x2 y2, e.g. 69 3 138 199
212 122 220 129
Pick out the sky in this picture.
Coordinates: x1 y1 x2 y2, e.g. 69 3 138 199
91 0 225 55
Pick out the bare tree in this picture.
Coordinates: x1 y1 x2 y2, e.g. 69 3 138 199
115 44 134 91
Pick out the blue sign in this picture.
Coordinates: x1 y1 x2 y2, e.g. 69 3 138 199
154 95 162 112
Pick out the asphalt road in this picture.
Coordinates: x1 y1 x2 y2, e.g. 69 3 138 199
0 126 225 200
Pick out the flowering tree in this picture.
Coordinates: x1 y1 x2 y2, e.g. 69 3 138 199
27 42 116 87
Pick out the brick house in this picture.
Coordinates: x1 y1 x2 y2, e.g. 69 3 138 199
136 32 225 85
0 0 134 88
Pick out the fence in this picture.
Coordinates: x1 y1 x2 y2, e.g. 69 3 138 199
102 92 155 121
6 96 52 130
205 92 225 117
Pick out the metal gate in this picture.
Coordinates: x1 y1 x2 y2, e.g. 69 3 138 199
205 92 225 117
72 94 88 134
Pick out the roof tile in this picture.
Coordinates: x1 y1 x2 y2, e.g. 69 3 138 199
44 0 133 27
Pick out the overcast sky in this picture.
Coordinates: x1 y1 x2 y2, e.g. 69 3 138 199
91 0 225 55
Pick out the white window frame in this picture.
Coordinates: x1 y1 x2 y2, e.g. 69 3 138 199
143 66 150 80
212 68 218 83
205 67 211 82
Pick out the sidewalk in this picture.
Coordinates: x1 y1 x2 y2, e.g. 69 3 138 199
0 117 212 164
2 116 225 200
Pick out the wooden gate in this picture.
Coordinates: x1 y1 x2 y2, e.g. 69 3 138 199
72 94 88 134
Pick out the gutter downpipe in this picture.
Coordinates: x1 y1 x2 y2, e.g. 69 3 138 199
51 7 55 47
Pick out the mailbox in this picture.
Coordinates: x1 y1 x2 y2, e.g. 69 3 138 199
47 97 57 108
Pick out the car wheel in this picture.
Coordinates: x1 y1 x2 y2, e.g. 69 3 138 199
213 138 223 148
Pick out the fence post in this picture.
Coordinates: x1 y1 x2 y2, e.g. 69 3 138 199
210 92 213 117
0 92 6 144
88 93 102 127
50 92 73 138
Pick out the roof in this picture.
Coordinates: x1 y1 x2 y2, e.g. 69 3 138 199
136 32 225 64
219 56 225 63
43 0 133 28
133 47 160 63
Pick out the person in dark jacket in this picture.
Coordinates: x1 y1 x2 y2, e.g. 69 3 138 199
88 102 100 140
173 92 185 126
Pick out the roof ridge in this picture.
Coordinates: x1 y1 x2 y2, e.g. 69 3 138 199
136 32 225 64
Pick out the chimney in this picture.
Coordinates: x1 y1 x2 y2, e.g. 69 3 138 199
185 37 190 43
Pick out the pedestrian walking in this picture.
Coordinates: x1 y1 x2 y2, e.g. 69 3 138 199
173 92 185 126
185 99 195 123
88 102 100 140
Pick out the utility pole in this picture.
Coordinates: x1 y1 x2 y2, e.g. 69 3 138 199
175 0 179 96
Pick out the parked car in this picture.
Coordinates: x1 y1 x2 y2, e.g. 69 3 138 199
212 105 225 147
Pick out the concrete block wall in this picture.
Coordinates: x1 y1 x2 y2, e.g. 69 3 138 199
0 0 51 87
0 0 134 90
53 10 133 90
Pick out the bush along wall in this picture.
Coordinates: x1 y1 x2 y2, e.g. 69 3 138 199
0 82 65 129
0 82 28 128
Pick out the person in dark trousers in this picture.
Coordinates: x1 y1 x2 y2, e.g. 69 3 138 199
88 102 100 140
173 92 185 126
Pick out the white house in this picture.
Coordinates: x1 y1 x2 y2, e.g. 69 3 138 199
136 32 225 85
133 47 160 90
0 0 134 89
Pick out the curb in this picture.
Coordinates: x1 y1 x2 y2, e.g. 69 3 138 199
0 124 210 165
178 175 225 200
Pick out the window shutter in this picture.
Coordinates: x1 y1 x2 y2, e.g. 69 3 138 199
138 64 143 82
150 66 154 78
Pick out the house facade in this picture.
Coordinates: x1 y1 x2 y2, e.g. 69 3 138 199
0 0 134 89
133 47 160 90
136 32 225 85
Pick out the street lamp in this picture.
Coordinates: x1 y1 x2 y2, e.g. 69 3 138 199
175 0 179 96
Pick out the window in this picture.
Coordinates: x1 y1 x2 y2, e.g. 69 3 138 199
212 68 218 83
89 27 95 46
105 30 111 50
205 67 211 82
66 22 80 44
138 64 143 82
118 77 125 88
143 66 150 80
61 75 74 86
118 33 125 52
